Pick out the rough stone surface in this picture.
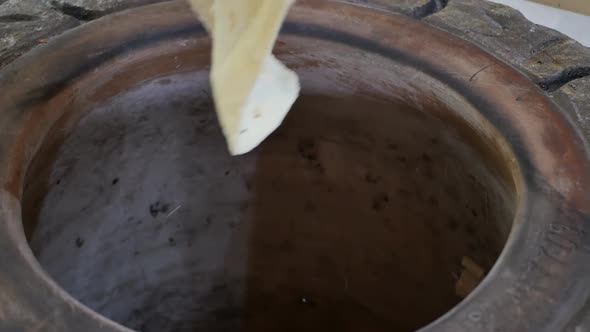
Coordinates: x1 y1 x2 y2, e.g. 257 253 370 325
0 0 170 67
423 0 590 89
345 0 443 18
40 0 430 14
0 0 79 67
346 0 590 154
43 0 169 14
2 0 590 93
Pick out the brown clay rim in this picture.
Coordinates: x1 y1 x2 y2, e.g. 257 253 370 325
0 1 588 331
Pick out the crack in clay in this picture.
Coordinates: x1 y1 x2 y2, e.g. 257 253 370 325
50 1 107 21
412 0 449 19
538 67 590 92
0 14 39 22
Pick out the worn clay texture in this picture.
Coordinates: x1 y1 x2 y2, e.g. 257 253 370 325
553 77 590 151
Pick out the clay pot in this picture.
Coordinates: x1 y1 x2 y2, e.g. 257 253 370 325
0 1 589 331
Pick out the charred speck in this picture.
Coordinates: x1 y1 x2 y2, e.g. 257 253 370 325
298 138 318 161
448 218 458 231
464 223 477 235
75 236 84 248
372 192 390 211
421 153 432 163
365 173 380 184
149 201 170 217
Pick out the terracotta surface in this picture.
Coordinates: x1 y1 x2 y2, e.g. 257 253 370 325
0 1 589 332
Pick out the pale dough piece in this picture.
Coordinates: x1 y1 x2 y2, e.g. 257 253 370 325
188 0 300 155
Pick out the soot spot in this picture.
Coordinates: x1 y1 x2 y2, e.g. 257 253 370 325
421 153 432 163
212 283 228 293
398 188 411 197
372 192 389 211
464 223 477 235
240 202 249 212
428 195 439 207
149 201 170 217
448 218 458 231
304 199 316 211
159 78 172 85
298 138 318 161
431 227 441 236
75 236 84 248
244 179 253 191
387 142 399 150
365 173 380 184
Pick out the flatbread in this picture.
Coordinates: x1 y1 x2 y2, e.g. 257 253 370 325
188 0 300 155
